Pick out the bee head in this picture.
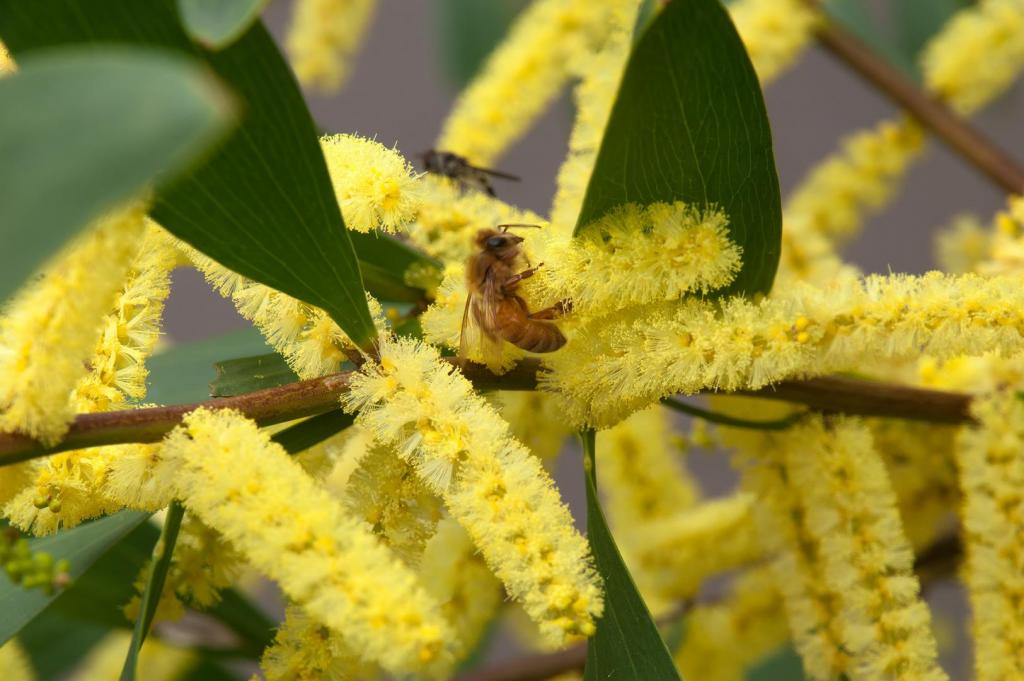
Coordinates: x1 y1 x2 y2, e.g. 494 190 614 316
476 229 524 254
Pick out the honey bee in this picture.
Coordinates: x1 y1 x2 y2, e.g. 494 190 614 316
421 148 519 197
460 225 567 368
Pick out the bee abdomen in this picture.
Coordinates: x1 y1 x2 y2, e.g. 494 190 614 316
501 320 566 353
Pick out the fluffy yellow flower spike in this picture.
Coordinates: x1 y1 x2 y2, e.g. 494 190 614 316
979 194 1024 275
0 640 33 681
73 224 177 412
407 175 544 263
420 518 503 671
342 444 442 566
729 424 848 680
320 134 422 233
956 391 1024 680
186 246 387 379
286 0 378 92
494 391 572 461
343 337 604 645
729 0 818 84
544 272 1024 428
162 408 453 676
0 42 14 75
922 0 1024 114
531 202 742 315
0 200 148 444
259 605 377 681
791 418 947 681
934 214 991 275
673 567 790 681
548 0 638 234
436 0 632 165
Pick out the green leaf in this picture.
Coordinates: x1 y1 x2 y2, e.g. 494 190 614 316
120 501 185 681
146 328 274 405
575 0 781 296
0 511 150 645
580 430 681 681
348 231 442 303
210 352 300 397
0 47 234 303
271 410 355 455
746 646 807 680
178 0 267 49
0 0 378 348
19 615 108 680
436 0 525 87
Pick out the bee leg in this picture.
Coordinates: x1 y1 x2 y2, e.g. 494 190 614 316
503 263 544 290
528 300 569 320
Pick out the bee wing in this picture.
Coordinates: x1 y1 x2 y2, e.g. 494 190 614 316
472 166 520 181
459 289 505 371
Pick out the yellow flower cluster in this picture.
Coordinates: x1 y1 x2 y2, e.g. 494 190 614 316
0 200 148 444
548 0 638 234
259 605 376 681
436 0 634 165
341 444 442 566
956 391 1024 680
673 567 789 681
343 337 603 645
161 408 452 676
544 272 1024 427
0 640 32 681
73 224 177 412
321 134 421 233
186 246 386 379
494 391 572 462
922 0 1024 114
979 194 1024 275
530 202 742 315
934 214 991 274
0 42 14 75
286 0 378 91
729 0 818 84
407 175 544 263
419 518 503 669
791 419 946 681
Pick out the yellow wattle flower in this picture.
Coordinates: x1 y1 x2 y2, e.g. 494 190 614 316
186 245 387 379
259 605 377 681
420 518 503 671
956 390 1024 680
494 391 572 462
531 202 742 316
162 407 453 676
0 199 148 445
673 567 790 681
934 214 991 274
978 194 1024 276
543 272 1024 428
0 42 14 75
321 134 422 233
922 0 1024 114
729 0 818 84
437 0 634 166
343 337 603 645
286 0 378 92
790 418 947 681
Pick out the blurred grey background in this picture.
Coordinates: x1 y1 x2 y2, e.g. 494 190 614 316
161 3 1024 678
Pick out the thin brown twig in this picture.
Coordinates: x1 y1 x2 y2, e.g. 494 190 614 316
0 358 974 465
813 18 1024 194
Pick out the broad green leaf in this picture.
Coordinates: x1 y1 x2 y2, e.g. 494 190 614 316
580 430 681 681
0 511 150 645
271 411 355 454
436 0 525 87
178 0 267 49
210 352 300 397
576 0 781 296
146 328 274 405
121 502 185 681
348 231 442 303
0 48 234 303
0 0 378 348
19 615 108 680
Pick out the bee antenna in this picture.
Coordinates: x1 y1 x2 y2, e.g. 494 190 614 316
497 223 543 233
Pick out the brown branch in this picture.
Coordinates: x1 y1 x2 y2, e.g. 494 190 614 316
813 19 1024 194
0 358 974 465
453 534 964 681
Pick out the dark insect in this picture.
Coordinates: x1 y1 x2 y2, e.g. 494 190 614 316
421 148 519 197
461 224 567 368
